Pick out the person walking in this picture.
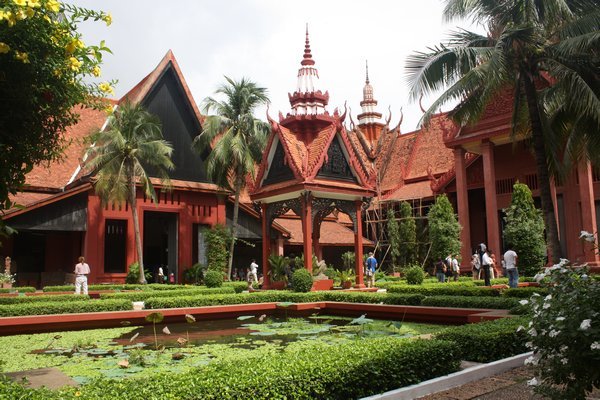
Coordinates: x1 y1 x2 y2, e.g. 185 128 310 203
481 249 493 286
489 250 497 280
74 256 90 295
435 258 446 283
365 252 377 288
503 248 519 288
471 253 481 280
248 259 259 286
451 255 460 281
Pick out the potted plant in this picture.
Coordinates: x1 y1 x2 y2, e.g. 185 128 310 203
0 272 15 289
336 269 354 289
268 255 289 289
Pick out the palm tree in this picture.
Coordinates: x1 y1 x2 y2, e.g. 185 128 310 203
85 101 174 283
406 0 600 263
193 77 270 280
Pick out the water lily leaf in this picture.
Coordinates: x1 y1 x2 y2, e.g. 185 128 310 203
349 314 373 325
236 315 255 321
276 302 294 308
72 376 90 385
249 331 276 336
145 312 164 323
120 321 132 326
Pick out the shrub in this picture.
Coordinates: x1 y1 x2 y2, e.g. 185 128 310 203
203 225 232 273
404 265 425 285
387 208 401 271
125 263 152 284
0 338 460 399
0 299 131 317
183 263 204 284
204 270 223 288
428 194 461 262
42 284 188 292
291 268 313 292
435 316 529 362
0 294 90 305
502 287 549 298
398 201 418 267
100 287 234 301
222 281 249 293
421 295 520 310
387 284 500 297
523 262 600 399
0 286 36 293
503 183 546 277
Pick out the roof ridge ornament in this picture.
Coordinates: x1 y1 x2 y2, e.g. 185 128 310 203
301 23 315 66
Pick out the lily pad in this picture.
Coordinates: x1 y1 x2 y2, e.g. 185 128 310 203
236 315 255 321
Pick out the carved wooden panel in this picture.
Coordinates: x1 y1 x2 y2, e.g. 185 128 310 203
317 136 357 182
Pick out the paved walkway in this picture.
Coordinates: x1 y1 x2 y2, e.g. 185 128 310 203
417 367 600 400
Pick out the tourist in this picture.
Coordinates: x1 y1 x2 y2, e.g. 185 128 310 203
365 252 377 288
248 259 259 286
481 249 493 286
503 247 519 288
74 256 90 295
435 258 446 283
451 255 460 281
489 250 497 280
471 253 481 280
444 253 453 282
157 265 165 283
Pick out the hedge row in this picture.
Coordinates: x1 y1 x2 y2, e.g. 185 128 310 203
100 287 235 301
42 283 190 292
0 338 460 399
386 284 501 297
502 287 549 298
0 286 36 293
0 294 90 305
435 316 529 362
0 299 131 317
222 281 250 293
421 295 520 310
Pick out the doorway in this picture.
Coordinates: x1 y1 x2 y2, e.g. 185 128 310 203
143 211 178 283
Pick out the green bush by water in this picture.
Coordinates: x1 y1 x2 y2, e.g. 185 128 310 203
0 286 36 293
404 265 425 285
204 270 223 288
0 299 131 317
291 268 313 292
422 295 520 310
100 287 234 301
387 284 500 297
0 294 90 305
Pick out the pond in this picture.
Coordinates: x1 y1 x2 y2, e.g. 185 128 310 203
0 315 448 384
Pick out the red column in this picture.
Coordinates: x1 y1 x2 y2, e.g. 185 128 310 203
178 205 192 283
578 161 599 263
216 195 226 225
261 203 271 289
354 200 365 288
276 238 284 256
454 147 471 268
302 194 313 273
481 141 501 258
84 193 103 284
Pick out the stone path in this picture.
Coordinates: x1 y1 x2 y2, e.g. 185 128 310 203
4 367 78 389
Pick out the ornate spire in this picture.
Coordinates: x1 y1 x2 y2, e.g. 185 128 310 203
288 25 329 117
358 60 381 126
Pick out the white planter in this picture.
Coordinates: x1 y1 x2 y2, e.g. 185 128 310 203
132 301 145 310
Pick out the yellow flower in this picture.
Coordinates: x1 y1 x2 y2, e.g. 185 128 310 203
0 43 10 54
15 9 27 20
53 68 62 77
27 0 41 7
13 0 27 6
104 104 114 114
6 12 16 27
46 0 60 13
103 12 112 26
65 39 83 54
15 51 29 63
25 7 35 17
69 56 82 71
92 66 101 77
43 15 51 23
99 82 114 95
74 391 81 397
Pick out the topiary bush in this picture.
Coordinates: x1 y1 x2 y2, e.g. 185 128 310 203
291 268 313 292
404 265 425 285
204 270 223 288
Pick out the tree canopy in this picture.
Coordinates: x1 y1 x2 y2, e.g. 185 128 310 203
428 194 461 263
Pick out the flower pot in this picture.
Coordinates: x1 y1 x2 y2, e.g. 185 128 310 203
341 280 353 289
270 281 287 290
132 301 145 310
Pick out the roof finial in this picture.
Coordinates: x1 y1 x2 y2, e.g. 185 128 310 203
302 23 315 66
365 60 369 84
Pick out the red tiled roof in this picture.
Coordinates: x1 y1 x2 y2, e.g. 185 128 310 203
275 217 373 246
383 180 434 202
378 131 417 192
25 106 108 190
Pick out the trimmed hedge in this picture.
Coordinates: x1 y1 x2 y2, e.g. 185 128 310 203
99 286 234 301
421 295 520 310
0 299 131 317
0 294 90 305
387 284 500 297
223 281 249 293
42 284 190 292
501 287 549 298
0 286 36 293
435 316 529 362
0 338 460 399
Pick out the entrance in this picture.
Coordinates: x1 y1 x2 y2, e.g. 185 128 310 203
143 211 178 283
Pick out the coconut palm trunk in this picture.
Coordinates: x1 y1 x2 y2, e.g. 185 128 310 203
227 174 243 280
128 170 147 284
522 73 562 263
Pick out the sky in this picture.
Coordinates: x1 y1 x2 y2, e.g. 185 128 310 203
72 0 478 132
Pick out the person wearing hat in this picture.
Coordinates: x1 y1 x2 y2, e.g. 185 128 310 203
365 252 377 288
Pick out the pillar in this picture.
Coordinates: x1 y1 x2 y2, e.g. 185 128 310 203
302 194 313 273
276 238 285 256
481 141 501 258
84 193 103 284
577 161 599 263
550 177 560 240
354 200 365 288
216 195 226 225
178 205 192 283
454 147 471 267
261 203 271 288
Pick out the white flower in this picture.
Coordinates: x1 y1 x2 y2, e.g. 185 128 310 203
556 317 566 322
580 319 592 330
526 341 533 349
534 273 546 282
582 274 589 280
543 302 551 309
549 330 560 338
579 231 595 243
528 328 538 337
591 342 600 350
517 325 524 332
524 356 538 366
544 294 552 301
519 300 529 305
527 377 539 386
560 345 569 352
561 358 568 365
559 258 570 266
528 321 534 327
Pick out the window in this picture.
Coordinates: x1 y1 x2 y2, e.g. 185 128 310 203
104 219 127 273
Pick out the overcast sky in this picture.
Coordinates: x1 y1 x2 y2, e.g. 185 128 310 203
72 0 477 132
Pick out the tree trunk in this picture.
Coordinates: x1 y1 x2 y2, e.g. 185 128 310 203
522 73 562 264
129 174 146 284
227 175 243 280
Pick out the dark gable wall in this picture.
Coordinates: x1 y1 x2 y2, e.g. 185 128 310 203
143 65 208 183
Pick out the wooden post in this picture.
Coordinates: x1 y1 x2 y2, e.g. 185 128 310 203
354 200 365 288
